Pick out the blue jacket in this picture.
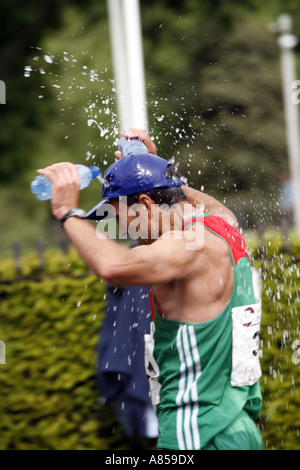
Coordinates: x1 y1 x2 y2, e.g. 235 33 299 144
96 284 152 405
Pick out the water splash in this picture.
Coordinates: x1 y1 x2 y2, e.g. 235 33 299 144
24 47 120 168
87 119 109 138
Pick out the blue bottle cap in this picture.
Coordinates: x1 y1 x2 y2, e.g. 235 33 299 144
89 166 100 179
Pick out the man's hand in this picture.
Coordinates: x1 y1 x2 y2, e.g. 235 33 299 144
115 128 157 159
38 162 80 220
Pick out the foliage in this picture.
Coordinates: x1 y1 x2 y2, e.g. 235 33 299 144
0 245 300 450
0 0 108 183
0 248 127 450
141 2 288 228
259 255 300 450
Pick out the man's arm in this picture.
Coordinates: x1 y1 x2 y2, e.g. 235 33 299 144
182 186 238 228
38 163 197 285
62 218 196 285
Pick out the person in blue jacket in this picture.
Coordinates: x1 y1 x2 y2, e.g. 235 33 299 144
96 280 158 448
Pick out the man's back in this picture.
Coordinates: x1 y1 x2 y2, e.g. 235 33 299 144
146 213 263 450
152 214 235 323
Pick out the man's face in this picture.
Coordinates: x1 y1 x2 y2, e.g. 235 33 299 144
111 197 156 245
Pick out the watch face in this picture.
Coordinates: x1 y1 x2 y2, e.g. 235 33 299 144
75 209 86 218
60 208 87 226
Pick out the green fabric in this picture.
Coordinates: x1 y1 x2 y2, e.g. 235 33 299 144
204 409 263 450
151 220 262 450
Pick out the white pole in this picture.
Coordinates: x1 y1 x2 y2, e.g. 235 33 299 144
107 0 148 132
107 0 130 132
122 0 148 130
278 14 300 234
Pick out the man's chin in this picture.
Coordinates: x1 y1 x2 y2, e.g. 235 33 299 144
137 237 153 246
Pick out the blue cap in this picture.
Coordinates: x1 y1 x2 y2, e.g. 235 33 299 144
85 153 182 220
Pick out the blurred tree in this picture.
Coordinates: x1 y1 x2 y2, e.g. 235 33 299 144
1 0 300 256
140 1 296 227
0 0 110 256
0 0 107 184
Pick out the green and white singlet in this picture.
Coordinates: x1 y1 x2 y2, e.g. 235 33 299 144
144 214 263 450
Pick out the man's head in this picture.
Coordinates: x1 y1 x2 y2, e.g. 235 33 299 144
113 168 187 244
125 164 186 207
85 153 187 243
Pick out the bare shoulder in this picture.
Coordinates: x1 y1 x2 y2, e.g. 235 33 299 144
160 226 204 254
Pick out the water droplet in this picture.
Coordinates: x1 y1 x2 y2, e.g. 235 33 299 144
24 65 32 77
44 54 53 64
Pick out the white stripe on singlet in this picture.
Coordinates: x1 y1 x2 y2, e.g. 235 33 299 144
175 325 201 450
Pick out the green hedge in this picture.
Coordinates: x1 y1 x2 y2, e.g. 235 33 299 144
259 254 300 450
0 248 126 450
0 244 300 450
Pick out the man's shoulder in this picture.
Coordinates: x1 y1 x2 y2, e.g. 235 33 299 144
203 215 249 265
159 225 205 253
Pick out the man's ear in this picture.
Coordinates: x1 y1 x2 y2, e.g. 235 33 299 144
138 194 153 214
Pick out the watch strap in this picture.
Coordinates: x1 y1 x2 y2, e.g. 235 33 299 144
60 208 87 226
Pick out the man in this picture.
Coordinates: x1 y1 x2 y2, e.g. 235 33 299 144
38 129 262 450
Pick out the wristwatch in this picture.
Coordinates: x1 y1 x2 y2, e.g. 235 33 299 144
60 208 87 227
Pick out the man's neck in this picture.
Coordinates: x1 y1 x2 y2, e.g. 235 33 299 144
161 201 195 233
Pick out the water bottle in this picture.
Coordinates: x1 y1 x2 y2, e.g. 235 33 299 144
118 137 148 157
31 164 100 201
